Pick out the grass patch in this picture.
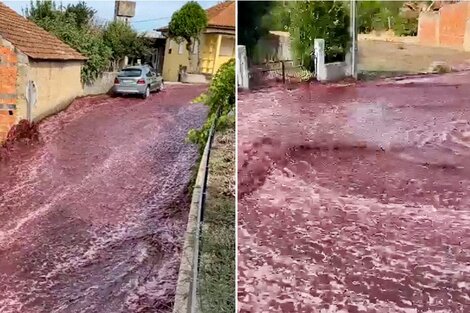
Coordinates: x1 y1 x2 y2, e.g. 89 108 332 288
198 127 235 313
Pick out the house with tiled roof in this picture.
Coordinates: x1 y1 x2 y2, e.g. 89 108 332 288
0 1 86 141
157 1 235 81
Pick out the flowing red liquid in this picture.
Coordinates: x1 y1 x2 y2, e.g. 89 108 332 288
238 73 470 312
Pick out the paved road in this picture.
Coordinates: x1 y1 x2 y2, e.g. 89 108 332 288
0 85 207 313
238 72 470 312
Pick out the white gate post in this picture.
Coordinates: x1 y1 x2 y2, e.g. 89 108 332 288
237 45 249 89
314 39 326 81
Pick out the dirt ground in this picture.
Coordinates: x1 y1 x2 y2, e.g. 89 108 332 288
359 39 470 76
0 85 207 313
238 72 470 312
199 127 235 313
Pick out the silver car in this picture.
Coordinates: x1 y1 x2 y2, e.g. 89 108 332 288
113 65 164 99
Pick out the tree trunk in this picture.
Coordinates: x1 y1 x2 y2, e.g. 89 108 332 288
186 39 194 73
196 37 201 73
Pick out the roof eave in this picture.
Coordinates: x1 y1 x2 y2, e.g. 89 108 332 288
28 56 88 62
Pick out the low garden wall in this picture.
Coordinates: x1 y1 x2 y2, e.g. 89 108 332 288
83 72 117 96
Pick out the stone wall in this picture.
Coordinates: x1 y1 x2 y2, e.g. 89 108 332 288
83 72 117 96
0 37 17 141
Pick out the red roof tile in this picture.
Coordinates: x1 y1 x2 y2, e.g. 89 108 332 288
157 1 235 32
0 2 86 61
206 1 235 29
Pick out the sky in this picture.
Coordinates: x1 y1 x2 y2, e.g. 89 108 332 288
4 0 219 32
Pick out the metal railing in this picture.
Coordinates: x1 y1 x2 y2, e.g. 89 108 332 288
189 112 219 313
250 59 304 87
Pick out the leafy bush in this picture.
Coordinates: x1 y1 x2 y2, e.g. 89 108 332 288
188 59 235 152
289 1 350 70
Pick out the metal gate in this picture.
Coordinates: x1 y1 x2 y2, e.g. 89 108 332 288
249 60 305 89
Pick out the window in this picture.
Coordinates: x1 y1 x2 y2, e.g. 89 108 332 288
178 42 184 54
118 69 142 77
219 37 235 56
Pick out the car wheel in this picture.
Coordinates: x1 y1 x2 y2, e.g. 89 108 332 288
142 86 150 99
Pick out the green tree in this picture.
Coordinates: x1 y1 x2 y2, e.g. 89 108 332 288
23 0 57 21
103 21 150 70
261 1 292 32
237 1 274 58
188 58 235 152
289 1 350 70
356 1 419 36
168 1 207 70
64 1 96 29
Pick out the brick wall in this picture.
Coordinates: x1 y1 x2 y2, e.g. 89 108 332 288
418 2 470 49
0 43 17 142
439 2 470 48
418 12 440 46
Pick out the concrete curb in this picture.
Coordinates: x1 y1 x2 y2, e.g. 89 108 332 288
172 138 211 313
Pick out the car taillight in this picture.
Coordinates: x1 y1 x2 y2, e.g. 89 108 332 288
137 79 146 85
114 78 119 84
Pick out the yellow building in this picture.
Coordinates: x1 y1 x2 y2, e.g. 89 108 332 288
158 1 235 82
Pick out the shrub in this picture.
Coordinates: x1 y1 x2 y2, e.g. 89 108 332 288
289 1 350 70
188 59 235 152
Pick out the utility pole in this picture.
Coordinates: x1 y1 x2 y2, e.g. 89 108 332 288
350 0 358 79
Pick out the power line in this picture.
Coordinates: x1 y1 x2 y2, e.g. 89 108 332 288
130 16 171 24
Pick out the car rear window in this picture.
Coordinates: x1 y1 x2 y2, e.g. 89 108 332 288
118 69 142 77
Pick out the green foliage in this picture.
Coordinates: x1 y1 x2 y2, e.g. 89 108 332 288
26 0 110 83
289 1 350 69
237 1 274 58
392 14 418 36
261 2 291 32
24 0 57 20
357 1 418 36
25 0 151 83
64 1 96 29
357 1 388 33
103 21 151 66
168 1 207 55
188 59 235 152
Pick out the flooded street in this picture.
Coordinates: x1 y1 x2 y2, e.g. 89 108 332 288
238 72 470 312
0 85 207 313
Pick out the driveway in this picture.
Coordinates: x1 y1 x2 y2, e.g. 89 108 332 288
0 85 207 313
238 72 470 312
